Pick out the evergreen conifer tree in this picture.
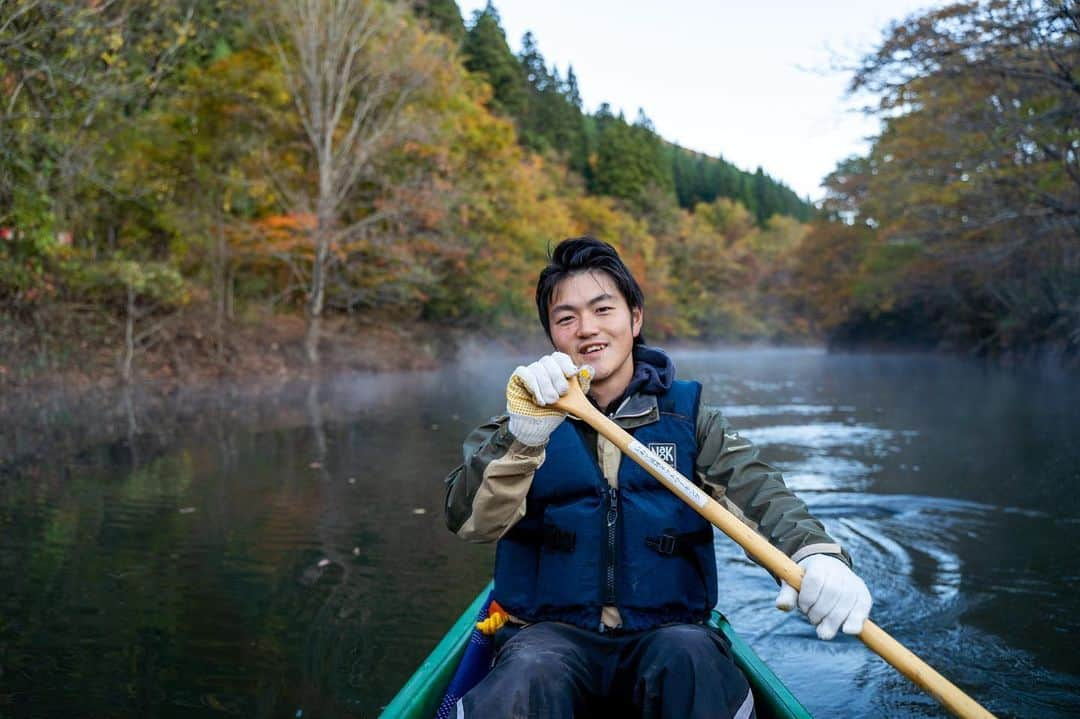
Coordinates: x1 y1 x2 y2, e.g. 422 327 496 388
462 4 527 117
411 0 465 44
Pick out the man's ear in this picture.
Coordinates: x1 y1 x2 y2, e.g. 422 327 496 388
631 306 643 338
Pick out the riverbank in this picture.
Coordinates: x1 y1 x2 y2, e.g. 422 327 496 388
0 305 531 472
0 304 480 395
3 301 1073 474
4 299 1073 408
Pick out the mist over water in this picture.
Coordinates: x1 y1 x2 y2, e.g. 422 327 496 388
0 348 1076 717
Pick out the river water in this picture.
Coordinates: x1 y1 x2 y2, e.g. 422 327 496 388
0 348 1077 718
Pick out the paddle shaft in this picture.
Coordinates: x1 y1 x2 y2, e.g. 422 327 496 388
552 377 996 719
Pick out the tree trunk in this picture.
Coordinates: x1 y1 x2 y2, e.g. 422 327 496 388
305 228 329 368
225 264 235 321
122 280 135 384
213 221 228 360
304 311 322 367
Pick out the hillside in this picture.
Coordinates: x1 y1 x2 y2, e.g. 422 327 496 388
2 0 1075 394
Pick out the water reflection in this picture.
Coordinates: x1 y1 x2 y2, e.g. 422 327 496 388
0 349 1077 717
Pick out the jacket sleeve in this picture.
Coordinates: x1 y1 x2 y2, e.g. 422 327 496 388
695 404 852 568
443 415 546 543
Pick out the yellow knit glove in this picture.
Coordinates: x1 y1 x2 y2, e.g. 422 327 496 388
505 353 593 445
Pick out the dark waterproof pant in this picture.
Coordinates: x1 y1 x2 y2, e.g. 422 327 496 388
458 621 756 719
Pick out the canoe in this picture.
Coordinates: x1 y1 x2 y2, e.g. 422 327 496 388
380 581 812 719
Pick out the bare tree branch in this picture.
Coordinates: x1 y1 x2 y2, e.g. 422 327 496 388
263 0 438 367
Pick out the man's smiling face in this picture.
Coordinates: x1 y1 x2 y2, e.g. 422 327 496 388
547 270 642 408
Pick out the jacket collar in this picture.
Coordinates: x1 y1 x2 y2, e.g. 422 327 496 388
569 393 658 430
610 392 659 429
612 392 655 418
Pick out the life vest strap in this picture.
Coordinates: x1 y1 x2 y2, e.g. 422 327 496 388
645 528 713 556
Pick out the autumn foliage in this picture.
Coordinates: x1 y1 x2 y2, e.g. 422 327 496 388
1 0 1075 379
799 0 1078 365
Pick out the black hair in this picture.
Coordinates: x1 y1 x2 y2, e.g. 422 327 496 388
535 236 646 344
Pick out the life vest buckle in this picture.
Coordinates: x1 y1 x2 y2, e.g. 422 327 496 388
648 532 679 556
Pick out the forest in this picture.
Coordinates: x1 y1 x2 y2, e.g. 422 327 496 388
1 0 1076 387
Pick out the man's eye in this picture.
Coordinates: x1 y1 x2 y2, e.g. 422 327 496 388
597 306 614 314
556 316 574 325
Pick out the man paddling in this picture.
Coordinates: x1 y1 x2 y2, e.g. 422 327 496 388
444 236 872 718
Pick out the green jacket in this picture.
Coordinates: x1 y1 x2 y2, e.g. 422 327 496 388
444 391 851 574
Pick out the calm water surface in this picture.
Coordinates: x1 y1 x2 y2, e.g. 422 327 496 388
1 349 1077 718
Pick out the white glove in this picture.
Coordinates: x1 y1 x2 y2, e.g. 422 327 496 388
506 352 579 446
775 554 872 640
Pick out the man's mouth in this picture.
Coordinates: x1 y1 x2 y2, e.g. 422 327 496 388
579 343 607 357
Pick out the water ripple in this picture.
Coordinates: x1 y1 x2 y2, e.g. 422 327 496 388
712 490 1074 717
741 422 914 453
721 404 854 418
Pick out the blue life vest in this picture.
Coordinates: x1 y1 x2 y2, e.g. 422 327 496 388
493 380 718 631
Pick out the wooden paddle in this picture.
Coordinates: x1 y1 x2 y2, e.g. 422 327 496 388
551 373 997 719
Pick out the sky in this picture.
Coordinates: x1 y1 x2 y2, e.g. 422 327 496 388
455 0 940 202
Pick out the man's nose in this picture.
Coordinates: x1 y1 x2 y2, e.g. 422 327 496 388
577 314 598 336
